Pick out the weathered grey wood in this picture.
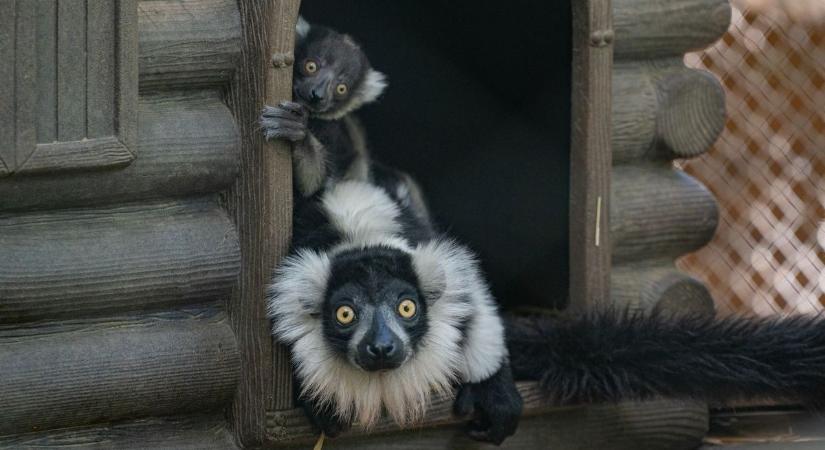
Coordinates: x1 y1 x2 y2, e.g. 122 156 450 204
14 0 36 170
87 1 116 138
0 415 239 449
138 0 242 91
116 0 139 157
0 91 238 211
16 137 134 174
0 0 14 174
0 197 240 323
611 165 719 263
569 0 613 311
611 260 716 314
224 0 299 446
57 0 86 142
613 61 726 163
269 384 707 449
703 408 825 449
0 312 239 435
34 0 57 144
613 0 731 60
268 382 707 447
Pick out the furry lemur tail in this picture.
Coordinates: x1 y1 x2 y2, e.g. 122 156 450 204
506 311 825 405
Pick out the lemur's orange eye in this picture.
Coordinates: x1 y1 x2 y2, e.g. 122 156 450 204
304 60 318 74
335 83 348 96
398 299 417 319
336 305 356 325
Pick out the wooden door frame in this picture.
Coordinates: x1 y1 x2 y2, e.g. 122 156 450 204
228 0 613 446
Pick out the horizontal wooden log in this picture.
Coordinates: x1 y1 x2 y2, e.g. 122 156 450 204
0 313 239 435
0 91 238 212
268 383 707 448
614 0 731 60
139 0 241 90
704 409 825 449
0 197 240 324
0 415 238 449
613 61 726 163
611 165 718 264
612 261 716 314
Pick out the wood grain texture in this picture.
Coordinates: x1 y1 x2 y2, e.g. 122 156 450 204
87 1 117 138
0 197 239 324
268 382 707 449
0 415 238 449
138 0 242 91
34 0 57 144
569 0 613 311
613 0 732 60
704 408 825 449
56 0 86 142
611 164 719 264
613 61 726 163
0 0 15 173
0 91 238 212
15 136 135 174
224 0 300 446
611 260 716 314
0 312 240 435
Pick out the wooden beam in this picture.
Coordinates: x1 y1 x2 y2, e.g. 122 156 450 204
224 0 300 447
611 165 719 264
0 197 239 324
138 0 241 91
0 91 238 212
613 61 726 164
611 260 716 314
569 0 613 311
0 414 238 449
0 312 239 435
613 0 731 60
268 383 707 449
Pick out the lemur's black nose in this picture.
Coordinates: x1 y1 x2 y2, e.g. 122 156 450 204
366 342 396 359
309 88 324 103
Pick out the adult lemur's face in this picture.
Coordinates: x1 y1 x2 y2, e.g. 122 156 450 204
323 247 429 372
293 24 386 119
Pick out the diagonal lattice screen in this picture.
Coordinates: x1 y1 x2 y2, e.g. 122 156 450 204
677 5 825 316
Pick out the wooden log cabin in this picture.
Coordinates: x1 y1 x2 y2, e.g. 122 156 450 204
0 0 731 448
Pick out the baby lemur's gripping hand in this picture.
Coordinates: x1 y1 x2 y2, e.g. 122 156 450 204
454 364 523 445
261 101 308 142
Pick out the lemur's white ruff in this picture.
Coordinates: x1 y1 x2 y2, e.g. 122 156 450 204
267 181 506 427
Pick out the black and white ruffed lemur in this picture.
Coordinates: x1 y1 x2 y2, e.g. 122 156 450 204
266 19 825 447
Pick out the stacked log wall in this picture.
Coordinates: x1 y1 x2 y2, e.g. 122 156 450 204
0 1 245 447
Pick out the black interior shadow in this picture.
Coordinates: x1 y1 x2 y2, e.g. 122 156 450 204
300 1 573 309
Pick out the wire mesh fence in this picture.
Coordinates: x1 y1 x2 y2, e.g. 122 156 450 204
677 2 825 316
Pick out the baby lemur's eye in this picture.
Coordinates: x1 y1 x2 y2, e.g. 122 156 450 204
335 305 356 325
335 83 348 96
397 299 417 319
304 60 318 74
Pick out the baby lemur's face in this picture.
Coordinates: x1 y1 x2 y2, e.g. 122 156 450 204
322 247 429 372
293 25 386 119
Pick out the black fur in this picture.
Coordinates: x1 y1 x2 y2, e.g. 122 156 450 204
507 310 825 405
324 247 430 353
454 363 523 445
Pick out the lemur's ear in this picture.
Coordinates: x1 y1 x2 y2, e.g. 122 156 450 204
356 69 388 105
296 16 310 40
412 242 448 303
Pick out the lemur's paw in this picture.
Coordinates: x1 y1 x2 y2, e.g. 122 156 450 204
302 401 350 439
260 101 308 142
454 367 523 445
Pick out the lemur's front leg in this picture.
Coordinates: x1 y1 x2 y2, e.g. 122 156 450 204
454 363 523 445
261 101 327 198
300 396 351 438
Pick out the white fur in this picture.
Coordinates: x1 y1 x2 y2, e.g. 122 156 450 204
316 69 388 120
321 181 403 246
296 16 310 39
267 181 506 427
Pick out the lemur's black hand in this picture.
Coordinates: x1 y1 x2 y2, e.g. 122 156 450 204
454 363 523 445
302 399 350 438
261 101 308 142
